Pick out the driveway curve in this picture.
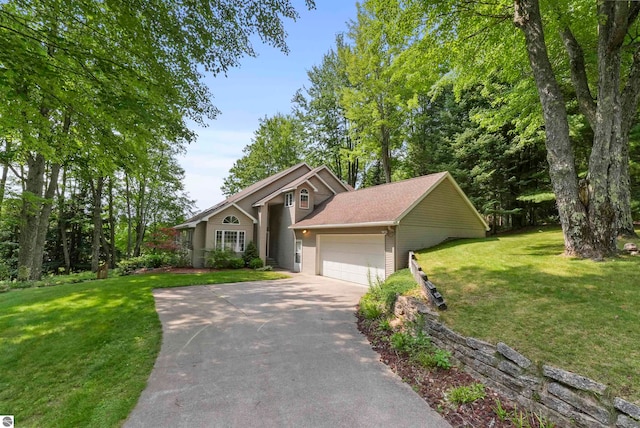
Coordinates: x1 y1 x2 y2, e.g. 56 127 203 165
125 274 450 428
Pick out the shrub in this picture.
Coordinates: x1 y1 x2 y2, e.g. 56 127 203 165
248 258 264 269
145 254 165 268
359 270 416 319
0 261 10 281
117 256 148 275
206 248 236 269
411 348 452 370
168 248 192 268
390 330 431 354
446 383 486 404
243 241 259 264
228 258 245 269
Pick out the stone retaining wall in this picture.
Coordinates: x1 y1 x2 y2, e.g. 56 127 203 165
393 295 640 428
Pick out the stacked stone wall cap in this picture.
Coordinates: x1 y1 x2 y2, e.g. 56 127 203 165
497 342 532 369
466 337 496 354
543 365 607 395
547 382 610 425
615 398 640 420
617 414 640 428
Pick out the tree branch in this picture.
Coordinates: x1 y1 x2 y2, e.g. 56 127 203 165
621 46 640 134
560 26 596 128
609 1 631 52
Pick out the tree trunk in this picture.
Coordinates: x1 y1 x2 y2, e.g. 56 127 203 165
90 177 104 272
380 123 392 183
514 0 596 257
108 176 116 267
125 173 133 258
17 153 46 280
133 175 147 257
0 139 10 220
58 167 71 274
31 162 61 279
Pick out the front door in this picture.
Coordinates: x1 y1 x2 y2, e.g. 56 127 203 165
294 239 302 272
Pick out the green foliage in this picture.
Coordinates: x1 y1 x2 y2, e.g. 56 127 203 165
412 348 452 370
228 258 245 269
446 383 486 405
493 399 509 421
248 258 264 269
341 0 418 183
243 241 259 264
2 0 312 280
116 254 170 275
206 248 238 269
390 330 431 354
0 271 99 293
0 261 10 281
221 114 305 196
358 269 417 319
378 318 392 332
292 35 360 187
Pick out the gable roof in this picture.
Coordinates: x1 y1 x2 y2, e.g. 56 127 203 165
291 172 489 230
175 162 311 228
252 165 351 207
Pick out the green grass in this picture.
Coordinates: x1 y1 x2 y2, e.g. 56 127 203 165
359 270 418 319
0 270 288 427
415 226 640 402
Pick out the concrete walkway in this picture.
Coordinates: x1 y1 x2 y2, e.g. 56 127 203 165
124 275 451 428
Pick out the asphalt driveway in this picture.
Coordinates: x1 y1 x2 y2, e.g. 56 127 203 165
124 274 450 428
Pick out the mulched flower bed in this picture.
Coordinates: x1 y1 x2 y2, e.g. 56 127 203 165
356 313 552 428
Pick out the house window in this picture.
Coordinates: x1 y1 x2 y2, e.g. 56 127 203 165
215 230 246 252
223 215 240 224
285 192 294 207
299 189 309 209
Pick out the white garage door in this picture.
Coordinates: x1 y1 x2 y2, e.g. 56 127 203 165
318 234 385 286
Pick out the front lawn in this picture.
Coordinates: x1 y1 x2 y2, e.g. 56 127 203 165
415 226 640 402
0 270 288 427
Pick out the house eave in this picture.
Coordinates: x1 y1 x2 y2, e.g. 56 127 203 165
290 220 398 230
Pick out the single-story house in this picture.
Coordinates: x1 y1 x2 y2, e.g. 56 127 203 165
175 163 489 285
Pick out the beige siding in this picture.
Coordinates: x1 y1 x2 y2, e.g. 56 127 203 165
235 167 310 216
385 230 395 276
299 230 317 275
192 222 207 268
204 206 254 253
271 204 296 270
300 227 393 279
396 178 486 269
294 185 313 223
317 169 349 195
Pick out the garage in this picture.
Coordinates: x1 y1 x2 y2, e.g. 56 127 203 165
318 234 386 286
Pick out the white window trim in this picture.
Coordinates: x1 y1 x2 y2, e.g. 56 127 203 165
222 215 240 224
299 189 309 209
285 192 294 207
215 230 246 252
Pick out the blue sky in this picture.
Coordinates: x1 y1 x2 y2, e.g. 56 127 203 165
180 1 358 212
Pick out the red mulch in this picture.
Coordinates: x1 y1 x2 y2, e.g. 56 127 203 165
356 313 550 428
